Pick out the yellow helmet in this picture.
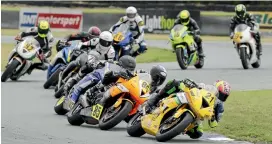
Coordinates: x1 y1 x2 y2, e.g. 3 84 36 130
37 20 50 38
235 4 246 18
179 10 190 25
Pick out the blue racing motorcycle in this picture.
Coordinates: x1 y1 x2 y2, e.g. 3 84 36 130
43 41 82 89
112 24 133 60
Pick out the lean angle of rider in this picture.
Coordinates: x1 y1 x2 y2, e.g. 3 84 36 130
62 31 116 94
15 20 54 74
58 28 103 81
229 4 262 56
143 78 231 139
173 10 205 57
64 55 137 110
56 26 101 52
109 6 147 57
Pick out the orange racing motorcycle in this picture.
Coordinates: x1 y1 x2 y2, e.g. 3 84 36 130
66 72 152 130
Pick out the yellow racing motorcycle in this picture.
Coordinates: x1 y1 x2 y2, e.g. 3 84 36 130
169 24 204 70
127 84 215 142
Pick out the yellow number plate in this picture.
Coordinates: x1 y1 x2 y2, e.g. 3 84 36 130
91 104 104 120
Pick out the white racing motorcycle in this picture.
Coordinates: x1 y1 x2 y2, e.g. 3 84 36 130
1 37 42 82
232 24 260 69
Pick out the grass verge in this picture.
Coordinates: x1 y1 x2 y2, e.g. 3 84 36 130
204 90 272 143
3 29 271 42
1 43 175 70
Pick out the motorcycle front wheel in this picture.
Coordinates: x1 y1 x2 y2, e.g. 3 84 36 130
175 48 188 70
1 59 20 82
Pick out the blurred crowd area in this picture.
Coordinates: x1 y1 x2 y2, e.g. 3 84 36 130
2 1 272 11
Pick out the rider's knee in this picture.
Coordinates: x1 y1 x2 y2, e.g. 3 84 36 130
194 35 202 43
138 41 147 53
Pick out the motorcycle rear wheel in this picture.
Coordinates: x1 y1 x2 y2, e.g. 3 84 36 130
127 112 146 137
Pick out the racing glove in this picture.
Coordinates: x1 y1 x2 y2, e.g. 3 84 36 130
208 115 218 128
188 31 195 35
230 32 234 39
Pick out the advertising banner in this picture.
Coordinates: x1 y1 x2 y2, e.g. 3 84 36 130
19 8 83 31
250 11 272 29
139 9 200 34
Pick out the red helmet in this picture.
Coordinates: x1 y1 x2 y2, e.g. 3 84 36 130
88 26 101 39
214 80 231 102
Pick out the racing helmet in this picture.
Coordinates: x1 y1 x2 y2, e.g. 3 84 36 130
179 10 190 25
126 6 137 21
118 55 136 74
88 26 101 39
235 4 246 19
150 65 167 86
97 31 113 53
214 80 231 102
37 20 50 38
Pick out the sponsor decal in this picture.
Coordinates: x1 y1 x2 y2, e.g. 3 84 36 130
250 11 272 28
19 8 83 31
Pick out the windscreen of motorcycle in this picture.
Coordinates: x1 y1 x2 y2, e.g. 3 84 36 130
113 24 130 42
170 24 188 39
138 73 152 94
17 37 41 60
234 24 249 32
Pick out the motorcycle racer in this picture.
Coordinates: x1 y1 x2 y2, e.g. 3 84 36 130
15 20 54 74
229 4 262 56
61 31 115 93
64 55 136 110
143 78 231 139
173 10 204 57
56 26 101 52
109 6 147 57
59 31 115 82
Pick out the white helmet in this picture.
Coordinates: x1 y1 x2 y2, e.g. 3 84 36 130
126 6 137 21
97 31 113 53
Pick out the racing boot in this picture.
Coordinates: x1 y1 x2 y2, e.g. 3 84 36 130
255 33 262 57
131 45 147 57
97 90 111 106
27 63 48 75
196 42 205 57
61 62 78 80
63 78 78 97
185 124 204 139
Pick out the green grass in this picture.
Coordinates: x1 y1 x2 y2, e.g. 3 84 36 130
203 90 272 143
3 29 271 42
136 48 175 63
1 43 175 70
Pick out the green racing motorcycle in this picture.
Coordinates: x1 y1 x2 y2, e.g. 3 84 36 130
169 24 204 70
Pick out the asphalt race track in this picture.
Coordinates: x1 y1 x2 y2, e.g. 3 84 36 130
2 37 272 144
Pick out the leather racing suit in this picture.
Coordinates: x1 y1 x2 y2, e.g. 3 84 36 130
109 15 146 57
229 13 262 55
173 18 204 57
17 27 54 73
145 78 225 139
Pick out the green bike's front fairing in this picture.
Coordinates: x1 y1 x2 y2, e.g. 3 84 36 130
169 24 198 65
169 24 194 48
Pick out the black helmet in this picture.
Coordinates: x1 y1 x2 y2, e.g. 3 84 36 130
150 65 167 86
118 55 136 73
